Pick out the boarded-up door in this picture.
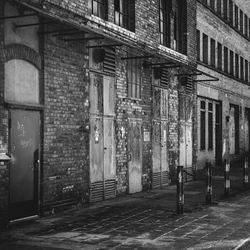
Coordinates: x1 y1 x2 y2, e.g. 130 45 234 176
89 73 116 202
10 110 40 220
179 94 193 180
152 87 169 188
128 119 142 193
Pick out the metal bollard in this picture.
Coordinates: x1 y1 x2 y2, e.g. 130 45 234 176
244 155 249 189
206 162 212 204
177 165 184 214
224 159 230 196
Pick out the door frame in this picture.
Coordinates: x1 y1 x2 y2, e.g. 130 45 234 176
8 104 42 221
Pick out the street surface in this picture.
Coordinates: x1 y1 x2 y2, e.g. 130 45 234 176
1 180 250 249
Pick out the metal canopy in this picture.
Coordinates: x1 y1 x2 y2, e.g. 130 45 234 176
121 55 154 60
64 37 104 42
86 44 123 49
0 13 37 20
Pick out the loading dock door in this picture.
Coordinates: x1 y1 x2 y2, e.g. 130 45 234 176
90 73 116 201
10 110 40 220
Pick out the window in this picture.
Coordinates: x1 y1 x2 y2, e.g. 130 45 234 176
224 47 228 73
240 10 244 33
240 56 244 80
210 38 215 67
217 0 222 16
235 5 238 29
127 56 141 99
114 0 135 31
245 60 249 82
229 0 233 25
230 50 234 76
197 30 200 61
159 0 187 53
217 42 222 70
245 14 248 37
210 0 215 9
208 102 213 150
200 100 206 150
223 0 228 20
203 33 208 64
235 54 239 78
91 0 108 19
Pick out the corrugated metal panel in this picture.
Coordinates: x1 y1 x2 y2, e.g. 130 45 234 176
152 172 161 188
103 48 116 75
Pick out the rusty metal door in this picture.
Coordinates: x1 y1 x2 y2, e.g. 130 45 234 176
128 119 142 193
89 73 116 201
179 94 193 180
152 87 169 188
10 110 40 220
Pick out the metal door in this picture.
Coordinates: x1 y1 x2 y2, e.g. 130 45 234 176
179 94 193 180
89 73 116 201
128 119 142 193
10 110 40 220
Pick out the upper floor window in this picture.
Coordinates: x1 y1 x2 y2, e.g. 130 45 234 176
91 0 108 20
159 0 187 54
127 55 141 99
114 0 135 32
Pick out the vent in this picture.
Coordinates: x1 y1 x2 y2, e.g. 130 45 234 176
103 48 116 75
152 172 161 189
181 76 193 95
104 179 116 199
162 171 169 186
90 181 104 202
160 69 169 86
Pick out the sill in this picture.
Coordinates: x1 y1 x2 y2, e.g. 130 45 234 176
4 101 44 111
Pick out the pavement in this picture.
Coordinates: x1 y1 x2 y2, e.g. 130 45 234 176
1 167 250 250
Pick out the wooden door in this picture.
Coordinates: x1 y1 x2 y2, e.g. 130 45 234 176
128 119 142 193
10 110 40 220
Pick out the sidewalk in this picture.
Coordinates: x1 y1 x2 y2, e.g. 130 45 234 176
1 170 250 250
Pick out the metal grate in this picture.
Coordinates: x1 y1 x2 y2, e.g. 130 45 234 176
90 181 104 202
103 48 116 75
161 171 169 186
104 179 116 199
152 172 161 189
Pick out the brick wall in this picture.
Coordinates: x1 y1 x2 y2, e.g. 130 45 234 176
42 24 90 211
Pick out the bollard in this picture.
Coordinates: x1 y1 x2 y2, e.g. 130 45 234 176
176 165 184 214
224 159 230 196
244 155 249 189
206 162 212 204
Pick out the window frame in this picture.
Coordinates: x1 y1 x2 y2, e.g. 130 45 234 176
91 0 108 20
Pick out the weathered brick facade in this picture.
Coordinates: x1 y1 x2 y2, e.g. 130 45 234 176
0 0 198 227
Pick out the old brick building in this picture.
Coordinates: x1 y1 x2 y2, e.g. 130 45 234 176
196 0 250 169
0 0 201 226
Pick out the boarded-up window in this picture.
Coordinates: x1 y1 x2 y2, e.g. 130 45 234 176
230 50 234 76
5 59 39 104
217 42 222 70
203 33 208 64
114 0 135 32
208 102 213 150
235 54 239 78
200 100 206 150
127 56 141 99
210 38 215 67
224 47 228 73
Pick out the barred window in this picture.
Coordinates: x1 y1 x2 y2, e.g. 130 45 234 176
127 56 141 99
91 0 108 20
114 0 135 32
